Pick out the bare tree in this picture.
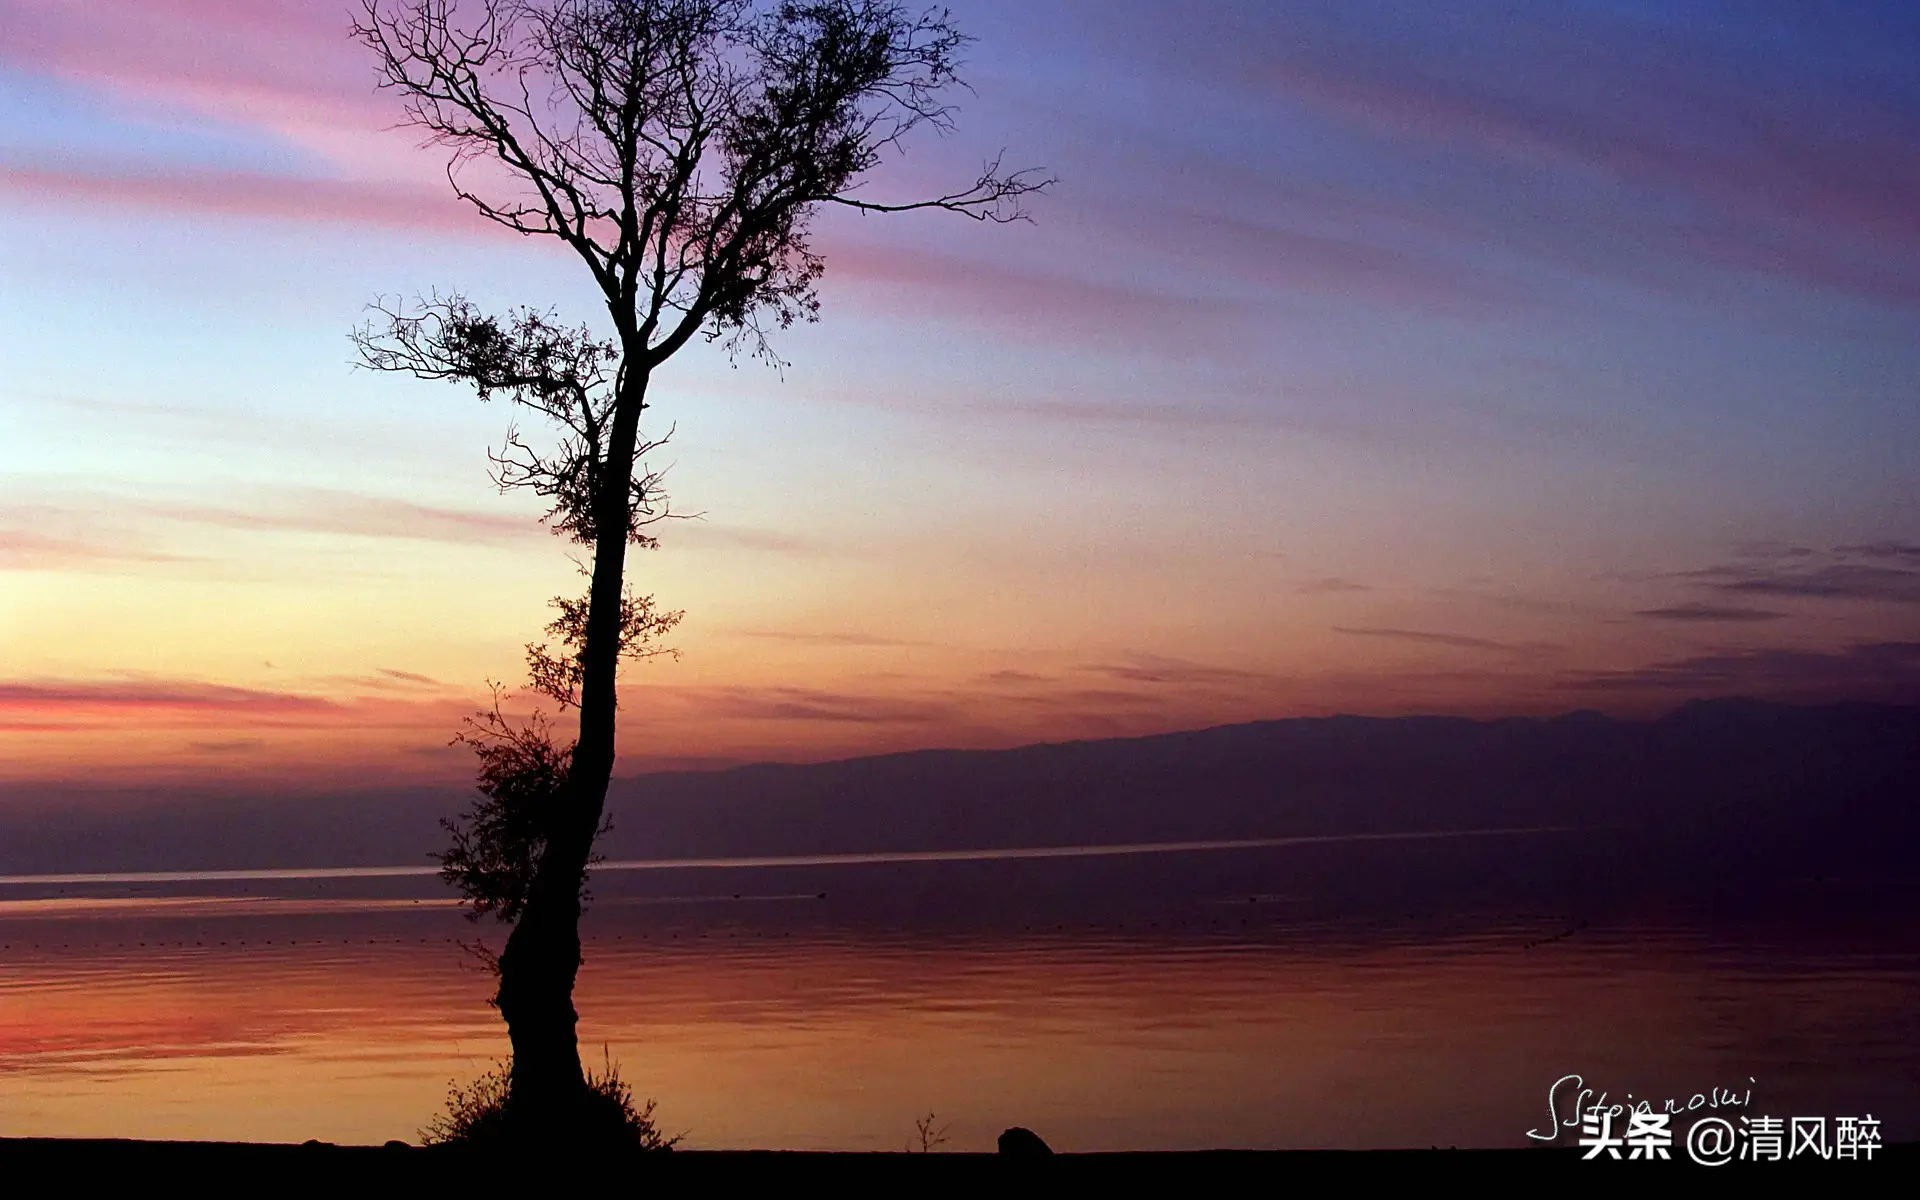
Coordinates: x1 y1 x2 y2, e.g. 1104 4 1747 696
349 0 1047 1138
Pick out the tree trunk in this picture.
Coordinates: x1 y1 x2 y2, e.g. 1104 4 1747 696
495 365 649 1133
497 872 585 1122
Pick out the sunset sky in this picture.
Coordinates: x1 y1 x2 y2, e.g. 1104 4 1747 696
3 0 1917 802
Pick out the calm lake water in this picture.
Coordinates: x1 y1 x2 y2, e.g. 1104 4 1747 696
2 833 1915 1150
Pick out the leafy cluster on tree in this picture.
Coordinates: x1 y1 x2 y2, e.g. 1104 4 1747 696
437 575 683 925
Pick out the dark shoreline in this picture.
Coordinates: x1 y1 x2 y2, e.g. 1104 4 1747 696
4 1138 1910 1179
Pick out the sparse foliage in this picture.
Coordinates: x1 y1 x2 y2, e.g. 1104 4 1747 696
436 579 679 925
908 1110 950 1153
525 583 683 711
352 0 1050 365
353 296 675 544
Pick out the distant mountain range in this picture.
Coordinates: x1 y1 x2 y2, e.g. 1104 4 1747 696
4 699 1915 880
596 698 1919 875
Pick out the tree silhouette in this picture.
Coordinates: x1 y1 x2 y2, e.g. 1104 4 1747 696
348 0 1047 1139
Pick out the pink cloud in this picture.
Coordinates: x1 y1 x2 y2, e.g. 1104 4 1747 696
0 678 339 717
1253 39 1920 295
0 161 478 236
0 151 1230 348
0 529 189 571
818 237 1260 347
0 0 390 168
134 489 540 546
8 486 541 549
1087 200 1530 314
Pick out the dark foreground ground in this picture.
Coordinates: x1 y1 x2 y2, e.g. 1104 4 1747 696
2 1139 1911 1182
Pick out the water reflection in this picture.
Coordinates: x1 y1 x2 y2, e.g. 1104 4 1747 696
1 843 1914 1150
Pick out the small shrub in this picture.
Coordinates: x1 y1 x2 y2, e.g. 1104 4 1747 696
422 1055 681 1151
908 1110 951 1153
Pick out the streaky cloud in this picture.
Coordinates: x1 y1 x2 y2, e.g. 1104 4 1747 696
0 677 339 715
0 528 191 570
1837 541 1920 563
1634 604 1787 623
1331 626 1522 653
1689 562 1920 605
1297 577 1372 594
1087 655 1273 686
656 684 955 726
1562 641 1920 702
732 629 922 648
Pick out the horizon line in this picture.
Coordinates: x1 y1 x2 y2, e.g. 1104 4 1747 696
0 826 1589 888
